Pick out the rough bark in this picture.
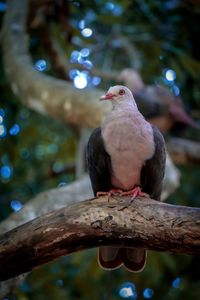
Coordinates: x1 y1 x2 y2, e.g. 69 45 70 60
0 156 181 235
0 195 200 281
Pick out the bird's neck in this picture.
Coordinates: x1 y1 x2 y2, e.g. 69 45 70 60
112 101 137 111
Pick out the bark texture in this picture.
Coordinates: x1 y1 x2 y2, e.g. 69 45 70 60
0 196 200 281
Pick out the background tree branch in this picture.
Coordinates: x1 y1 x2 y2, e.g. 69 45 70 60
0 195 200 282
2 0 110 128
167 138 200 165
0 175 92 234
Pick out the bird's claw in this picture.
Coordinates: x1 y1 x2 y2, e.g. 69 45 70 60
97 187 149 203
97 189 123 202
120 186 149 200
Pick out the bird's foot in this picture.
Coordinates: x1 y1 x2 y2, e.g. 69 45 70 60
121 186 149 200
97 189 123 201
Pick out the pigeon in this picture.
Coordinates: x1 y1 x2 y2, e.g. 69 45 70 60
119 69 198 133
87 85 166 272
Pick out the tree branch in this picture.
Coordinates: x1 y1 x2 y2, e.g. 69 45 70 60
0 156 181 235
0 175 93 234
0 195 200 281
2 0 110 128
167 137 200 165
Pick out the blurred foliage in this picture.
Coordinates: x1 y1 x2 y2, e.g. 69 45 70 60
0 0 200 299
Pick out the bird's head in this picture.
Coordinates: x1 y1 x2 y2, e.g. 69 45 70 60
100 85 137 108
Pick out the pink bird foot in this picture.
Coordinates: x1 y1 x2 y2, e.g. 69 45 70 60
121 186 149 200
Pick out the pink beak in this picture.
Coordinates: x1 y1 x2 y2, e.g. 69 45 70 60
99 92 114 101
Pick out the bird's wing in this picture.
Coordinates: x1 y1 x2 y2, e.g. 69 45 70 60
123 125 166 273
87 128 122 269
141 125 166 201
86 127 112 195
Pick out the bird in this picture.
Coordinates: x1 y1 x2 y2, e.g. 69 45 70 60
118 69 198 133
87 85 166 272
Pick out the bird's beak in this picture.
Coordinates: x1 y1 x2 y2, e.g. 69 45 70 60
99 93 114 101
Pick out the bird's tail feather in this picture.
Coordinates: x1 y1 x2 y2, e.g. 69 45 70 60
98 247 146 272
123 248 146 272
98 246 123 270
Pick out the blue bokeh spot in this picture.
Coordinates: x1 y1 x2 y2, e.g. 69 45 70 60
0 108 5 117
119 282 137 299
0 165 12 179
172 277 181 289
0 2 7 12
34 59 47 72
10 200 23 212
9 124 20 136
143 288 154 299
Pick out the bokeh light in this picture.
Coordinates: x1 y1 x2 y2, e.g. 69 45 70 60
0 108 5 117
34 59 47 72
143 288 154 299
10 200 23 212
105 2 115 10
0 124 6 138
73 73 88 89
70 50 81 63
164 69 176 81
0 165 12 179
105 2 123 15
119 282 137 299
69 69 79 79
83 60 93 69
80 48 90 57
78 19 85 29
81 28 93 38
9 124 20 136
171 85 180 96
0 1 7 12
172 277 181 288
92 76 101 86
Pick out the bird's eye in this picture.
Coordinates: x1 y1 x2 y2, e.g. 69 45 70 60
119 89 125 95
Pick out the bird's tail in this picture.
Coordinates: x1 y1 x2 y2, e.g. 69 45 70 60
98 246 123 270
98 247 146 272
123 248 146 272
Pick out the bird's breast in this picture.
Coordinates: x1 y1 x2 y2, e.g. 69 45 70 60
102 111 155 190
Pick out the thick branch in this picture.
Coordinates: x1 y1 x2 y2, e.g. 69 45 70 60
0 196 200 281
2 0 110 128
0 158 181 235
